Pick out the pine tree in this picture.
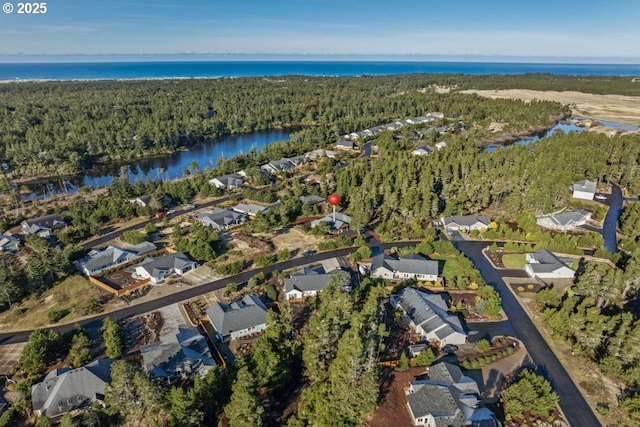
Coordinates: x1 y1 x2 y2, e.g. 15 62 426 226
224 364 264 427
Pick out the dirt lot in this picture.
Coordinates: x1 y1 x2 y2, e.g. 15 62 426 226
366 366 426 427
122 311 164 353
270 227 326 252
463 89 640 127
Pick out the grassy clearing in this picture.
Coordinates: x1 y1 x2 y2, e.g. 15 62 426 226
0 275 107 330
502 253 527 269
430 254 463 281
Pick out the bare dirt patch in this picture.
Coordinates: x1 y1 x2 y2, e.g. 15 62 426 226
122 311 164 353
463 89 640 127
367 367 425 427
270 227 325 252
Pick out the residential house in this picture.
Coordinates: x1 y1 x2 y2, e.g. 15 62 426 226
232 200 281 218
441 215 491 232
208 173 245 190
198 209 247 230
77 242 157 276
391 287 467 346
571 179 597 200
524 249 575 280
261 156 307 175
298 195 326 206
335 139 357 150
428 112 445 119
134 252 197 284
371 253 439 282
536 209 592 231
206 294 268 341
0 234 20 252
31 358 114 419
405 362 498 427
384 122 403 131
21 214 67 237
284 265 351 300
435 141 448 150
305 148 337 159
411 146 434 156
128 194 152 207
310 211 352 232
140 327 215 383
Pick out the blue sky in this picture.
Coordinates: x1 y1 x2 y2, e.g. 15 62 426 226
0 0 638 61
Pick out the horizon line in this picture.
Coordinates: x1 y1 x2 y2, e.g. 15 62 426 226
1 53 639 65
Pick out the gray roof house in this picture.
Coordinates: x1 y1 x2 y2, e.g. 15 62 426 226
335 139 357 150
128 194 152 207
261 156 306 174
371 253 439 282
232 200 281 218
310 211 351 231
134 252 197 284
198 208 247 230
405 362 498 427
77 242 157 276
524 249 575 280
441 215 491 232
21 214 67 237
298 195 326 206
571 179 597 200
284 266 351 300
391 287 467 346
140 327 215 383
411 146 434 156
208 173 245 190
0 234 20 252
536 209 591 232
207 294 268 341
32 358 114 419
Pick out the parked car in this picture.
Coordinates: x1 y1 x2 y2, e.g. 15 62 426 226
595 195 607 200
441 344 459 355
184 204 196 210
155 211 165 219
166 209 176 215
302 249 316 257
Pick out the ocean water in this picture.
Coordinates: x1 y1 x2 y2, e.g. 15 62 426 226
1 61 639 80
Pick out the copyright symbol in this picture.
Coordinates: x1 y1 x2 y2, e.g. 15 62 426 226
2 2 13 13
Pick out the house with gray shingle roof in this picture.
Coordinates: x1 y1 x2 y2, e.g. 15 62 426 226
21 214 67 237
134 252 197 284
411 146 434 156
405 362 498 427
391 287 467 346
284 265 350 300
198 208 247 230
310 211 351 231
207 294 268 341
77 242 157 276
0 234 20 252
209 173 245 190
335 139 357 150
440 215 491 232
232 200 282 218
298 195 326 206
571 179 597 200
31 358 114 419
536 209 591 231
371 253 439 282
140 327 214 383
524 249 574 280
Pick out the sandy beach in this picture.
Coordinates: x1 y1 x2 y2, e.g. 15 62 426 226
463 89 640 127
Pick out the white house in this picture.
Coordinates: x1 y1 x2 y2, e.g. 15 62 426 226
208 173 244 190
406 362 498 427
21 214 67 237
391 287 467 346
536 209 591 232
232 200 281 218
371 253 439 282
310 212 352 232
411 146 434 156
571 179 597 200
284 266 350 300
134 252 197 284
206 294 268 341
441 215 491 232
0 234 20 252
435 141 448 150
524 249 575 280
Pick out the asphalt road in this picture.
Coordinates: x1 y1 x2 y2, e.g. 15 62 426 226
81 196 230 249
452 234 602 427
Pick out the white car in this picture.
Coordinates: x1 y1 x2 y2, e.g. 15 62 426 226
166 209 177 215
595 195 607 200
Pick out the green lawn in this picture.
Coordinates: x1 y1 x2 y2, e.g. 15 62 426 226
502 253 527 269
430 254 463 281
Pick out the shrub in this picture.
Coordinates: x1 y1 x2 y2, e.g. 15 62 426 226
254 253 275 267
216 260 245 275
277 248 291 261
263 284 277 302
48 308 69 324
120 230 147 245
517 286 525 292
475 339 492 352
224 283 238 297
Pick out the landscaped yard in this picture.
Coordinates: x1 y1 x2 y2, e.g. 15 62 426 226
429 254 463 282
501 253 527 269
